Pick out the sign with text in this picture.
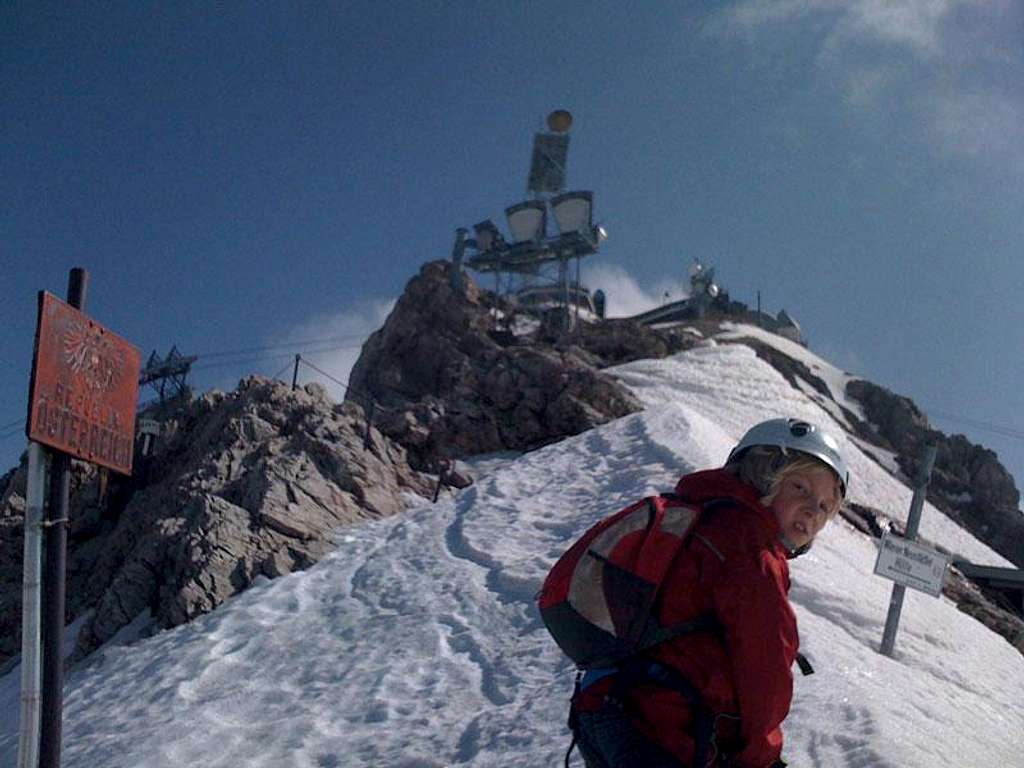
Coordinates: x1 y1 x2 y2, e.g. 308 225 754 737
27 292 141 474
137 419 161 437
873 531 951 597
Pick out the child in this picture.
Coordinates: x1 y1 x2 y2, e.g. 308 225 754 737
570 418 849 767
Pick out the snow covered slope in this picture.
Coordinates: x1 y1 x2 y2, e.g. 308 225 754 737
717 323 868 427
1 340 1021 767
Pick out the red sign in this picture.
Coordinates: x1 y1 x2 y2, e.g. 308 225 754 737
27 292 142 475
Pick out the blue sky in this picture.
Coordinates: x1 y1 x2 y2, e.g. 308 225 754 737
3 1 1023 497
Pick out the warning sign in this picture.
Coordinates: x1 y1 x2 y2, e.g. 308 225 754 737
26 292 142 474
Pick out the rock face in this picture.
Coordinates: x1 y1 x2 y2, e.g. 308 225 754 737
0 378 432 665
573 318 701 367
845 379 1024 569
346 261 642 474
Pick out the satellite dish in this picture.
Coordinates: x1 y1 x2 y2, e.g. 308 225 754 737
547 110 573 133
707 283 720 298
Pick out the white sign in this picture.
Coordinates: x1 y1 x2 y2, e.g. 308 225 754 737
137 419 161 437
874 532 951 597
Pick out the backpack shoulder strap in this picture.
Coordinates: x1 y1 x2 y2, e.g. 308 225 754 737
637 614 721 650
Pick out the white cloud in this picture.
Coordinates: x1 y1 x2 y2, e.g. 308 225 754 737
721 0 953 57
929 90 1024 170
267 298 395 402
842 66 896 108
712 0 1024 168
724 0 840 29
837 0 952 57
581 263 690 319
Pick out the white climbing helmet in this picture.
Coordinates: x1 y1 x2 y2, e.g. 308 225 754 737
727 418 850 498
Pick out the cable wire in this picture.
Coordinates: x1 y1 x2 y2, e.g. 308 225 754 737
296 358 350 392
297 358 391 412
924 407 1024 442
269 360 295 382
189 343 363 373
192 333 367 360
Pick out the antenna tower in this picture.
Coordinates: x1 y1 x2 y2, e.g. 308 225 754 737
455 110 607 333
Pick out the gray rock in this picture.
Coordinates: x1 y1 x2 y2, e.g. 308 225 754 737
0 377 432 665
346 261 643 473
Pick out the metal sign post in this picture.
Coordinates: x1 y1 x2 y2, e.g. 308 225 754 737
17 442 46 768
20 268 141 768
879 443 939 657
39 269 88 768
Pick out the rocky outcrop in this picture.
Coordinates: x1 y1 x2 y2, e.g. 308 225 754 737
572 318 701 367
0 378 432 665
844 379 931 458
346 261 642 473
845 379 1024 569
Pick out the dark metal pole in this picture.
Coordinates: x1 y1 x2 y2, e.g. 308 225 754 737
291 354 300 391
433 460 448 503
363 401 376 450
450 228 467 292
40 267 87 768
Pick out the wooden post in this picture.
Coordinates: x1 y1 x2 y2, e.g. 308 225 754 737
39 267 87 768
291 354 300 391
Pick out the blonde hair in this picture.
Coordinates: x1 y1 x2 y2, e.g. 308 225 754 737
760 454 843 517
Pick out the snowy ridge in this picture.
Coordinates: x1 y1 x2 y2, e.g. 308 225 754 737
609 340 1009 567
1 342 1021 767
717 323 867 425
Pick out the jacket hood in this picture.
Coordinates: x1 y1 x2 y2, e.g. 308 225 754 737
674 467 766 509
675 468 801 558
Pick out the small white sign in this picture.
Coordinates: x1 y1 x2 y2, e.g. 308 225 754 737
137 419 161 437
874 531 951 597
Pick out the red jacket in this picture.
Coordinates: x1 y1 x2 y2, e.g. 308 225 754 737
579 469 798 767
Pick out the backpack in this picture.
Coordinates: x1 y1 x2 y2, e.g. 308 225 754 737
537 493 717 670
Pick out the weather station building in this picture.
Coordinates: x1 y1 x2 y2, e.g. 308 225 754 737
628 258 806 346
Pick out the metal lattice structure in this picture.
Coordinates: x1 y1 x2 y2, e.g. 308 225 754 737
139 345 196 405
452 111 606 331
